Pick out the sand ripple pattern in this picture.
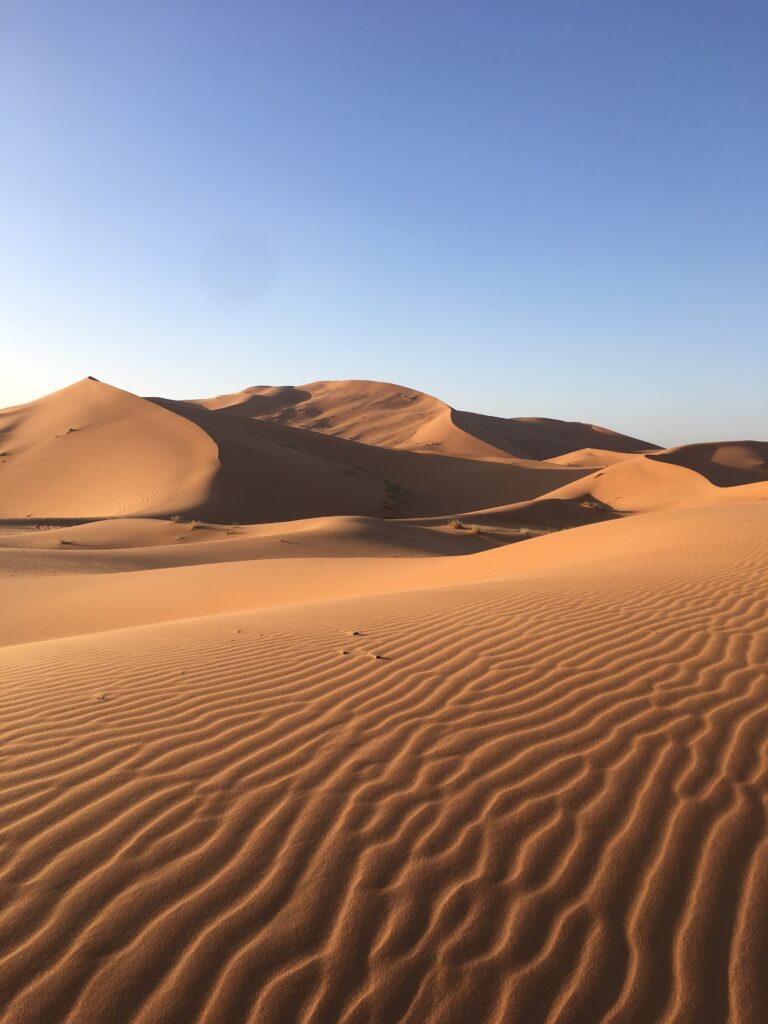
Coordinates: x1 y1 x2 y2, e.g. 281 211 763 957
1 542 768 1022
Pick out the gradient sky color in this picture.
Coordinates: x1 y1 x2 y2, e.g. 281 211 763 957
1 1 766 445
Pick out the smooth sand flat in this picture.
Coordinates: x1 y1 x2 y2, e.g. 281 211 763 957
1 504 768 1023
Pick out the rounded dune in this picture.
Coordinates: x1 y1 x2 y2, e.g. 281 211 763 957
0 378 595 524
536 447 768 514
0 378 219 520
545 447 649 468
187 379 658 461
647 440 768 486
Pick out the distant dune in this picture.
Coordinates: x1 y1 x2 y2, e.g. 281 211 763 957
1 376 644 523
540 443 768 514
1 377 767 1023
648 440 768 486
188 378 658 460
546 446 648 467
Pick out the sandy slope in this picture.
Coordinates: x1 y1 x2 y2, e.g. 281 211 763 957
0 502 760 646
187 379 657 460
152 395 583 523
546 447 648 468
408 441 768 533
0 379 218 519
648 441 768 485
1 503 768 1023
0 515 511 586
189 379 503 459
540 443 768 514
3 377 768 1023
0 379 587 523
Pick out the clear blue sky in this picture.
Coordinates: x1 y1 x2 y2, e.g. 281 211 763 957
1 1 766 444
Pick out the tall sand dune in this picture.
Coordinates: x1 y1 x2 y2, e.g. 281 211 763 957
152 394 585 524
0 378 218 519
0 380 589 523
187 379 658 461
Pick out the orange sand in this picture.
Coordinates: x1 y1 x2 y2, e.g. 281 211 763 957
1 378 767 1023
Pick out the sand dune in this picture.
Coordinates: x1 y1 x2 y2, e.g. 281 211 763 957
413 446 768 534
450 408 658 461
187 379 657 461
2 504 768 1022
0 379 588 523
188 379 502 459
647 440 768 486
0 500 762 647
535 444 768 514
0 378 218 520
546 447 648 468
152 393 584 523
0 514 505 583
3 376 768 1023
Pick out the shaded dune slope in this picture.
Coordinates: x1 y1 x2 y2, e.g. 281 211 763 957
146 397 587 523
0 378 589 524
451 408 657 460
188 379 658 461
419 441 768 532
1 505 768 1022
190 380 502 460
647 441 768 486
530 445 768 515
443 495 622 531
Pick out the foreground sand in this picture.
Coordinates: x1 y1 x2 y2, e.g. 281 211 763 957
2 503 768 1023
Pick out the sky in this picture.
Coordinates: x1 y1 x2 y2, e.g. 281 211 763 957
1 0 766 445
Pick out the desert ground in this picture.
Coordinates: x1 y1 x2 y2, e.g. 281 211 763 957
1 376 767 1024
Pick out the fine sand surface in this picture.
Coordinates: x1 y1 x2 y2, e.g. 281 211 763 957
186 379 658 461
2 378 768 1023
0 379 592 522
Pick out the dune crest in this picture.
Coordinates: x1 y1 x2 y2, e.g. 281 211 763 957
2 379 599 523
187 378 658 461
647 440 768 486
0 378 219 519
538 444 768 515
